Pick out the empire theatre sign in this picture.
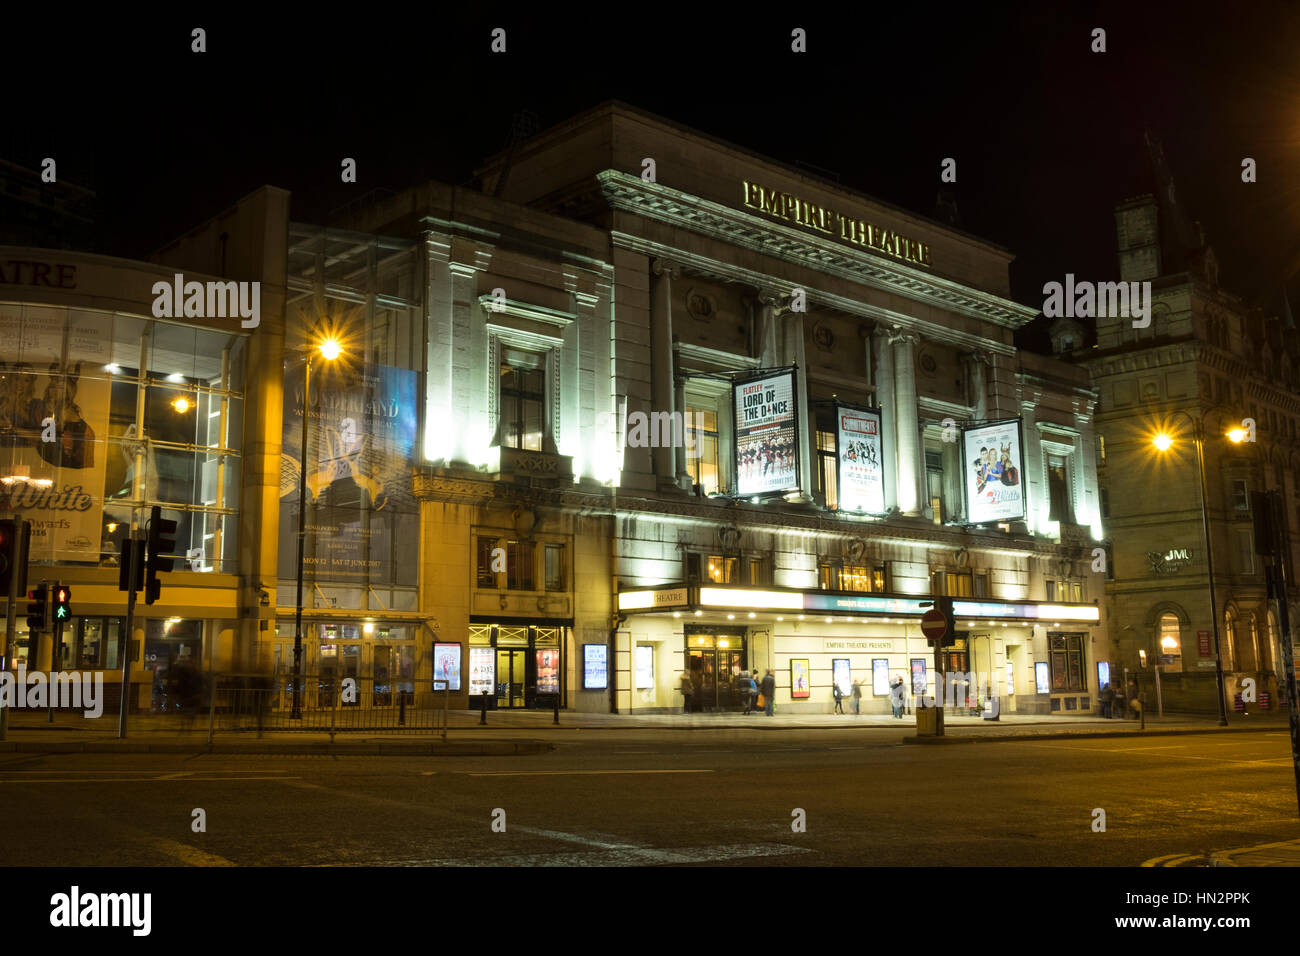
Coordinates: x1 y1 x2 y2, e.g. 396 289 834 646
741 181 933 268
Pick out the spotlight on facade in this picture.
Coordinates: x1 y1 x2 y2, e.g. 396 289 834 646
748 612 756 618
319 338 343 361
1152 433 1173 451
727 613 735 620
1227 427 1246 443
694 611 702 616
363 621 375 635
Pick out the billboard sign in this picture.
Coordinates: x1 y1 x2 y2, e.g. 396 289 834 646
962 419 1027 524
835 404 885 514
733 370 799 496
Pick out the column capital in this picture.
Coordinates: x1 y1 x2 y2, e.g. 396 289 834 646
965 348 995 366
756 289 792 314
889 328 920 347
651 258 682 280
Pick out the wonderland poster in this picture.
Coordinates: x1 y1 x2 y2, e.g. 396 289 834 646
279 363 418 586
962 419 1027 524
0 305 110 562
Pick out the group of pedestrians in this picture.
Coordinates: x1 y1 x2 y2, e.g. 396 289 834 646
680 669 775 715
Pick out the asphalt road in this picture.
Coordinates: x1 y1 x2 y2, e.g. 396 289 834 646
2 729 1296 866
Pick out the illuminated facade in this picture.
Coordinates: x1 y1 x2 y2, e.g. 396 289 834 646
331 102 1112 715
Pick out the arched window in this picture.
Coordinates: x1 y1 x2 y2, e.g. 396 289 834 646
1159 613 1183 673
1267 609 1280 673
1249 615 1262 672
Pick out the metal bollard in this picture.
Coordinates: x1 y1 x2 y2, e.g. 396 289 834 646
480 690 489 725
553 692 559 725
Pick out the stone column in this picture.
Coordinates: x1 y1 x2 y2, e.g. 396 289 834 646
650 259 681 491
757 292 784 368
966 349 991 421
872 327 897 513
1022 395 1044 534
782 298 815 502
891 329 921 515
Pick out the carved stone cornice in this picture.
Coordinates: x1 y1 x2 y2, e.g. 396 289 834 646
597 170 1037 330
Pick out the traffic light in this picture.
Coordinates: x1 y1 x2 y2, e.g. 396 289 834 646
25 584 49 632
118 537 144 592
53 584 72 623
145 505 177 606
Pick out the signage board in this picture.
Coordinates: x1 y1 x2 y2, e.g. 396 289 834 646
583 644 608 691
834 404 885 514
961 419 1027 524
733 370 799 496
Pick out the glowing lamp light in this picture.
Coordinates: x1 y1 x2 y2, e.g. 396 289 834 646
171 397 192 413
1227 428 1246 444
319 339 343 361
1161 636 1179 650
1152 433 1173 452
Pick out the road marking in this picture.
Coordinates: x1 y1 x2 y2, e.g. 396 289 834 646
148 836 237 867
1013 741 1284 766
419 771 437 775
357 841 812 867
157 771 195 779
0 775 301 784
1141 852 1202 867
457 769 714 777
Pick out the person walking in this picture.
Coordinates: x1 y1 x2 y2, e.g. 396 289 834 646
851 678 862 715
740 671 757 714
680 671 694 715
761 669 776 717
890 676 906 718
832 681 845 714
1099 682 1114 719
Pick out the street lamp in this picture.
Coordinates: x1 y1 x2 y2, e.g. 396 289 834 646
291 337 343 719
1150 407 1242 727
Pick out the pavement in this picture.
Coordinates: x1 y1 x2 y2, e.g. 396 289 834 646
0 706 1288 754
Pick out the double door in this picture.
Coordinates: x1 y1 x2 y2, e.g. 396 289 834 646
496 648 526 708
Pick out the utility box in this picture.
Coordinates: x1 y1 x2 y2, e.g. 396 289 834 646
916 706 939 735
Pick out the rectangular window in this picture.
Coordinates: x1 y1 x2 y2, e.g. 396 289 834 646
1049 634 1087 691
819 563 834 590
945 571 973 597
817 429 838 510
476 537 499 588
926 450 944 524
1236 529 1254 574
1097 435 1106 467
686 407 720 494
1231 479 1250 512
1071 581 1082 603
973 572 988 598
544 544 565 592
839 565 870 592
1047 454 1072 523
872 565 886 593
500 348 546 451
748 557 767 587
1100 487 1110 519
707 555 737 584
506 539 534 590
1045 580 1056 602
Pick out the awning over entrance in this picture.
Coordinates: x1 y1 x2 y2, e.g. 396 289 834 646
617 585 1100 625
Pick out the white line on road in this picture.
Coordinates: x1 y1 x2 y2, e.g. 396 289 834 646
458 769 714 777
0 775 302 784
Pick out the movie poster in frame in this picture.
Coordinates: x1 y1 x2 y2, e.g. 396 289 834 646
961 418 1027 525
732 369 799 496
789 658 811 699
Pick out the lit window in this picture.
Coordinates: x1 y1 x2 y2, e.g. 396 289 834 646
817 430 838 509
506 539 534 590
686 407 720 493
499 348 545 451
544 544 565 592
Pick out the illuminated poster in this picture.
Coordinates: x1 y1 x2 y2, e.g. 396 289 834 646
634 645 653 689
872 658 890 696
733 370 798 496
537 648 560 694
789 659 810 699
279 363 418 586
832 658 852 698
962 419 1026 524
583 644 608 690
1096 661 1110 692
469 647 494 696
0 305 110 562
433 643 461 691
836 404 885 514
1034 661 1051 695
911 659 927 697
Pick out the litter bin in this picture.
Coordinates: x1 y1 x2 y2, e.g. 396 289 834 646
916 706 939 735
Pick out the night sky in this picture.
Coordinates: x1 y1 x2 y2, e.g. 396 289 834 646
5 3 1298 349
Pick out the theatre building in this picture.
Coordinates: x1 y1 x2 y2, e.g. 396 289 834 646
332 102 1112 715
1 103 1113 717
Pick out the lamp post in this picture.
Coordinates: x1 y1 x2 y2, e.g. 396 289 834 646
1152 407 1241 727
291 338 342 719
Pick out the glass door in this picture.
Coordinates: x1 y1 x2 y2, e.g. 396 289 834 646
496 649 526 708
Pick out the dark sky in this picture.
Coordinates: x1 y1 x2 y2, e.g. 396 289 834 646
5 3 1299 348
